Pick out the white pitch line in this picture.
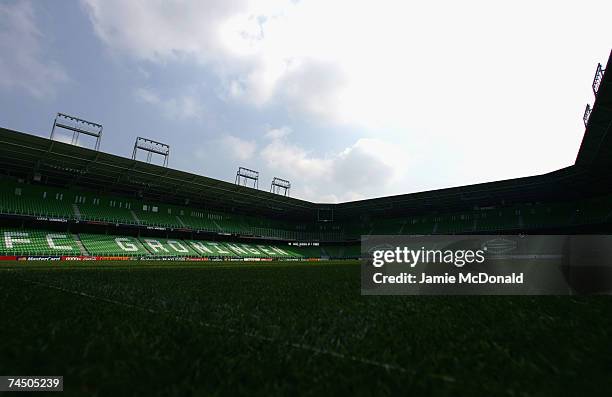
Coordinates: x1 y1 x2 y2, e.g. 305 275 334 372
18 277 410 374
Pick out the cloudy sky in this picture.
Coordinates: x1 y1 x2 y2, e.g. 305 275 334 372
0 0 610 202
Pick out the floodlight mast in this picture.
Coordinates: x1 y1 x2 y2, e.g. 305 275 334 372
583 61 607 127
50 112 103 150
583 104 592 128
235 167 259 189
592 63 605 97
132 137 170 167
270 177 291 196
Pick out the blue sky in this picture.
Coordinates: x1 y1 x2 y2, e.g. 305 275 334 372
0 0 610 202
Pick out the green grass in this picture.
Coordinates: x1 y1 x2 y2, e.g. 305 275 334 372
0 260 611 396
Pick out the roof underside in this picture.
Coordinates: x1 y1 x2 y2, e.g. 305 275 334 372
0 51 610 221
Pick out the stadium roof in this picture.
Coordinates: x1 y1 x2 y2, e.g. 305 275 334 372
0 128 318 218
575 50 612 168
0 50 610 221
336 49 612 218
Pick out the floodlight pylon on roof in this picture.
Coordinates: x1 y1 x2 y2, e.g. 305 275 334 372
50 112 103 150
583 104 592 127
593 63 606 97
132 137 170 167
270 177 291 196
235 167 259 189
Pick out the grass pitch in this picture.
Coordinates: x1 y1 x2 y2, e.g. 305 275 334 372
0 260 611 396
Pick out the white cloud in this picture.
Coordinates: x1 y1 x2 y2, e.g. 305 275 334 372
134 87 160 104
259 127 407 202
264 126 291 140
261 136 332 181
81 0 248 63
82 0 612 200
82 0 612 131
222 135 257 161
134 88 204 121
80 0 352 120
0 1 68 98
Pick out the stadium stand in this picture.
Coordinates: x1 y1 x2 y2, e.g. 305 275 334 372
474 207 521 232
3 174 612 243
186 240 238 257
50 231 306 258
573 195 612 225
77 196 138 225
291 245 323 259
0 229 80 256
180 212 221 232
0 179 339 240
2 172 612 244
399 216 436 234
0 228 312 258
79 234 149 257
0 180 74 219
139 237 199 257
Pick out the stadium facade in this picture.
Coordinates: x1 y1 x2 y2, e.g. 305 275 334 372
0 51 611 261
